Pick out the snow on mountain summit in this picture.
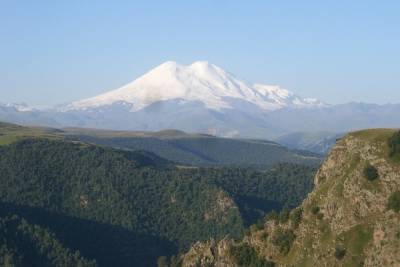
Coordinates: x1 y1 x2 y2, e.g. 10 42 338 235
69 61 326 112
0 102 34 112
253 84 327 108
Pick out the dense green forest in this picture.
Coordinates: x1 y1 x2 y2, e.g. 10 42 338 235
0 124 317 266
201 164 315 226
0 139 242 266
0 215 96 267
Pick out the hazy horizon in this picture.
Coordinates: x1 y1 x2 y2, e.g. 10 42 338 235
1 1 399 106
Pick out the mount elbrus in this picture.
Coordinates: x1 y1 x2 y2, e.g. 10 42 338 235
2 61 400 140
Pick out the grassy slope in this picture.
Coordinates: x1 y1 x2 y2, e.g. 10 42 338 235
0 122 322 168
0 122 62 145
63 128 322 168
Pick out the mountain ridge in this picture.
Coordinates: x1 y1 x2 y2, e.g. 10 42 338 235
66 61 327 112
175 128 400 267
1 61 400 139
0 121 322 168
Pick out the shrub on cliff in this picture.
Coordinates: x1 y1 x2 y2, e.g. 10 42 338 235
289 208 303 228
387 191 400 213
311 206 320 215
363 163 379 181
229 243 275 267
272 228 296 255
388 131 400 157
334 247 346 260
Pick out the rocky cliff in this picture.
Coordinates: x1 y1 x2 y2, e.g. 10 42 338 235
176 129 400 267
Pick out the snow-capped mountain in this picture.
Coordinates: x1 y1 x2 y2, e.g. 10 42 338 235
0 102 34 112
67 61 327 112
1 60 400 141
252 84 326 109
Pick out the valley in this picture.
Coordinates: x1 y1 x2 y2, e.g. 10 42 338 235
2 2 399 266
0 122 317 266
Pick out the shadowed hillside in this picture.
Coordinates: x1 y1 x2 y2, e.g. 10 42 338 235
0 122 318 266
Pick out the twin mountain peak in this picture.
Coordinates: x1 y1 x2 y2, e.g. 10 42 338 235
68 61 327 112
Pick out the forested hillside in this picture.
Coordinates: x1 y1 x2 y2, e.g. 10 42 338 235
0 215 96 267
0 122 317 266
64 128 322 168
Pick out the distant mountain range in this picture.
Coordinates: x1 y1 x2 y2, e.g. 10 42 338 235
275 131 344 155
1 61 400 143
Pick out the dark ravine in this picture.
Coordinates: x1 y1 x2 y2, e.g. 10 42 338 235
0 214 96 266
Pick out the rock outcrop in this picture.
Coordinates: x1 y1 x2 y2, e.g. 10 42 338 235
177 129 400 267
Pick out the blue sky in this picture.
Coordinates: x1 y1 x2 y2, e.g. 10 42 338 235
1 1 399 106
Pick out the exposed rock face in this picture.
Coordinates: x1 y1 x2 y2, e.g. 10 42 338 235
178 129 400 267
180 238 235 267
